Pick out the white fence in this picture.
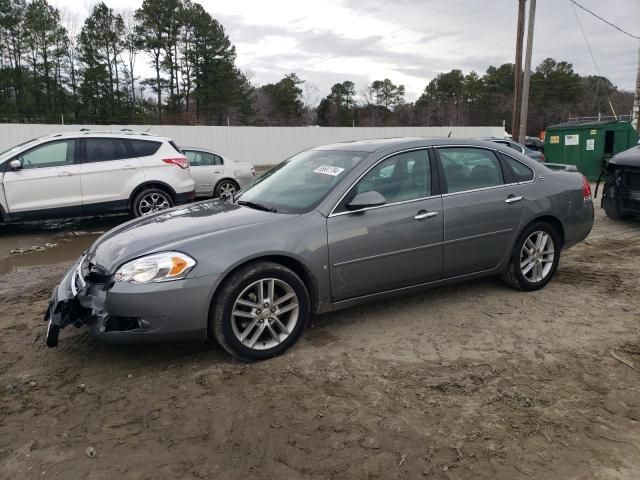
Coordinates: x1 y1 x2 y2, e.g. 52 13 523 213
0 124 506 166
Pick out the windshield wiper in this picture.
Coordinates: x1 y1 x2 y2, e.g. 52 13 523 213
237 200 277 213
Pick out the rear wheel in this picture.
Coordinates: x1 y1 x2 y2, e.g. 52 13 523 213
132 188 174 217
501 221 561 291
214 179 239 200
210 262 309 361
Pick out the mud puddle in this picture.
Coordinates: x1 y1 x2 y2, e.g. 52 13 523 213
0 215 126 273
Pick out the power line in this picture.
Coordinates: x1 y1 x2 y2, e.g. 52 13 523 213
570 0 640 40
568 0 617 118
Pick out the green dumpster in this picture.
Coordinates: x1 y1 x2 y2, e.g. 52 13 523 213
544 120 639 181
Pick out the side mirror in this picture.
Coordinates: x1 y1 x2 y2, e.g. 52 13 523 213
346 190 386 210
9 159 22 170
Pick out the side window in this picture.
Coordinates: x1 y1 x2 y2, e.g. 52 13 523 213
184 150 200 166
342 149 431 210
503 155 534 182
213 154 224 166
15 140 75 170
438 147 504 193
85 138 129 162
200 152 216 166
128 140 161 157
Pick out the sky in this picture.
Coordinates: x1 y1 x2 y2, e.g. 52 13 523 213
53 0 639 103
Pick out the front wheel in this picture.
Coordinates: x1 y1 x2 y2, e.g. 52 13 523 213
132 188 174 217
501 221 561 291
210 262 310 361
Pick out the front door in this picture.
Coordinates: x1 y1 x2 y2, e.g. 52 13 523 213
327 149 443 301
2 139 82 218
436 146 525 278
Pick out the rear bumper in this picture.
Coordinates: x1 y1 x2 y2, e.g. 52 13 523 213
175 190 195 205
45 257 217 345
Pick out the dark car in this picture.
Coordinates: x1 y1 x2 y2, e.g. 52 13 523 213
476 137 545 163
598 145 640 220
524 136 545 153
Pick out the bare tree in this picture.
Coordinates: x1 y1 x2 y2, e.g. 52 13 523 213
301 82 320 125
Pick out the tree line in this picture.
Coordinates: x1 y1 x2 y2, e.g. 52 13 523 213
0 0 634 134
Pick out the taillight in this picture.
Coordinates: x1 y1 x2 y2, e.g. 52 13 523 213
163 157 189 169
540 153 545 163
582 175 592 201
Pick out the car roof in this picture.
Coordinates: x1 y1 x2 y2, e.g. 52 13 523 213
312 136 519 153
38 130 166 141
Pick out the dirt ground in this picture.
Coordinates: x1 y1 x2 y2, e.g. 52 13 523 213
1 203 639 480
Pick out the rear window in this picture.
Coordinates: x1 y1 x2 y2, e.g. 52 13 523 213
169 141 183 154
128 139 161 157
85 138 129 162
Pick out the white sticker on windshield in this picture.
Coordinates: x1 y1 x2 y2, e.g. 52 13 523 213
313 165 345 176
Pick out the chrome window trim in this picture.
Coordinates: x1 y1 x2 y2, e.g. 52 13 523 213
329 193 441 217
328 144 537 217
328 147 433 217
442 182 518 197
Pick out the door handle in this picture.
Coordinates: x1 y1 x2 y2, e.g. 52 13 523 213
122 165 137 170
57 171 72 177
505 195 524 204
212 170 222 174
414 211 438 220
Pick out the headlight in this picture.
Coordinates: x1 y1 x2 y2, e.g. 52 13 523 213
114 251 196 283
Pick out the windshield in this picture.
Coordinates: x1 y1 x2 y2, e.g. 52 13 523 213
0 138 38 159
236 149 368 214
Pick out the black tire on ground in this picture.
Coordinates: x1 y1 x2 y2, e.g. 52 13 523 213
602 185 631 221
210 261 310 361
501 221 561 292
214 179 239 199
132 188 174 217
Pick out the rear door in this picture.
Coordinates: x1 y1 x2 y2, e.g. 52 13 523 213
184 150 223 196
2 139 83 218
79 137 146 213
327 149 443 300
436 146 526 278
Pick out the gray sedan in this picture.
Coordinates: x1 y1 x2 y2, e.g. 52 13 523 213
45 138 594 361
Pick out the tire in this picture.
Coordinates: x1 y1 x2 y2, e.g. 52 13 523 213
132 188 174 217
210 262 310 361
602 185 630 220
501 221 561 291
214 179 239 199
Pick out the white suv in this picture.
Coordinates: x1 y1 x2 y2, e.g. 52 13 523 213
0 131 195 221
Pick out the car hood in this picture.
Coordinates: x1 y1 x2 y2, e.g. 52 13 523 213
86 200 280 272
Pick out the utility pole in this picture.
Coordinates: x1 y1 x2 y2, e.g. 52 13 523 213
512 0 527 138
518 0 536 143
634 44 640 133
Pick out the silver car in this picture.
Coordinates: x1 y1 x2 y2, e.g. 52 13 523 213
182 147 255 199
46 138 594 361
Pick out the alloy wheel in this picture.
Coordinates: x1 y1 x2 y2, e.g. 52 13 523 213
231 278 299 350
138 192 171 215
219 181 237 199
520 230 555 283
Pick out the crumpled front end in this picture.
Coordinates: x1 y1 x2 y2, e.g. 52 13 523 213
44 256 215 347
44 256 112 347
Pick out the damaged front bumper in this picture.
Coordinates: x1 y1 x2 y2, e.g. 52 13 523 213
44 256 217 347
